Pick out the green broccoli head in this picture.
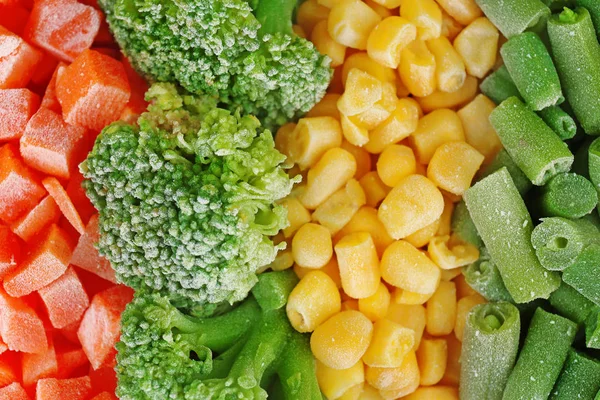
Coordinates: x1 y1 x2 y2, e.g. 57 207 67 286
81 83 297 310
98 0 332 130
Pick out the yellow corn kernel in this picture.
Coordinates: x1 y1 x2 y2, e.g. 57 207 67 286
359 171 391 208
359 385 385 400
440 267 462 281
378 174 445 239
365 98 420 154
440 10 463 41
404 218 439 248
386 303 426 349
311 310 374 369
454 272 477 299
380 379 419 400
352 82 398 130
287 270 341 332
328 0 382 49
400 0 442 40
312 178 366 235
367 17 417 69
427 36 466 93
427 141 484 195
268 248 294 271
416 75 478 112
365 0 393 18
301 147 357 209
307 93 341 119
290 182 307 199
359 282 391 321
380 240 441 294
338 69 383 116
366 351 419 391
428 235 480 270
426 281 457 336
312 20 347 67
416 338 447 386
297 0 330 36
341 114 370 146
335 206 394 256
454 293 486 341
292 223 333 269
367 0 401 9
457 94 502 164
317 359 365 400
363 319 415 367
404 386 458 400
392 288 433 305
436 0 481 25
437 196 454 236
289 116 343 170
454 17 499 78
377 144 416 188
317 0 335 8
281 197 311 238
399 40 437 97
341 140 372 179
274 122 296 160
343 299 360 311
409 108 465 164
335 232 381 299
342 52 397 86
339 383 365 400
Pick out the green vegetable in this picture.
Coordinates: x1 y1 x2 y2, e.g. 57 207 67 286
549 281 597 325
451 200 482 248
489 97 573 186
480 65 523 105
503 308 578 400
98 0 332 130
459 302 520 400
563 243 600 305
538 105 578 141
542 0 575 11
479 149 532 195
464 168 560 303
81 83 296 310
586 308 600 349
575 0 600 37
548 7 600 135
464 248 514 303
474 0 550 38
588 137 600 197
550 349 600 400
251 270 298 311
538 173 597 219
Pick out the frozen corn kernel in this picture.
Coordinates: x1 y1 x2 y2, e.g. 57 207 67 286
359 384 385 400
436 0 481 25
380 380 420 400
377 145 417 187
289 116 343 170
366 351 419 391
454 273 477 299
342 53 397 86
335 232 381 299
409 108 465 164
281 197 311 238
426 281 456 336
416 338 448 386
312 20 347 67
399 40 437 97
386 303 426 350
359 282 391 321
427 235 479 270
427 141 484 195
294 257 342 288
328 0 382 49
287 270 341 332
457 94 502 164
338 69 384 117
365 0 393 18
367 17 417 69
269 248 294 271
335 206 394 256
367 0 401 9
341 140 372 179
441 10 464 41
339 383 364 400
363 319 415 368
427 36 466 93
317 359 365 400
440 268 462 281
311 310 374 369
292 223 333 269
416 75 478 112
274 123 296 161
297 0 330 35
400 0 442 40
360 171 391 208
454 293 486 341
404 218 440 248
352 82 398 130
453 17 499 78
392 288 433 305
312 179 366 235
380 240 441 294
378 175 445 239
366 98 420 154
437 197 454 236
341 114 370 146
307 93 341 119
440 334 461 386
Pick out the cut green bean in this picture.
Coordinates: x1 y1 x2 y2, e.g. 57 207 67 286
548 7 600 135
501 32 563 110
550 349 600 400
464 248 514 303
480 65 523 105
563 243 600 305
539 173 597 219
464 168 560 303
588 137 600 193
479 149 532 195
586 308 600 349
451 200 482 248
575 0 600 37
460 302 520 400
503 308 578 400
474 0 550 38
538 106 577 141
489 97 573 186
549 281 597 325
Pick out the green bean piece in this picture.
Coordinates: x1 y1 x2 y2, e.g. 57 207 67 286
588 137 600 194
489 97 574 186
575 0 600 37
501 32 563 110
451 200 482 248
479 149 532 195
548 8 600 135
464 168 560 303
563 243 600 305
550 349 600 400
586 308 600 349
538 105 577 141
464 248 514 303
460 302 520 400
480 65 523 105
503 308 578 400
549 281 597 325
474 0 550 38
539 173 598 219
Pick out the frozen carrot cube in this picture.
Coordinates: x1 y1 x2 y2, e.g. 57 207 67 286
0 352 19 387
42 177 85 234
0 25 41 89
30 53 58 89
89 366 116 397
78 285 133 369
35 376 91 400
40 63 67 113
22 340 57 387
0 288 47 353
4 224 75 297
0 5 29 36
0 225 20 279
71 215 115 283
0 144 46 223
56 346 88 379
119 58 148 124
66 168 95 226
57 320 80 345
10 195 61 243
24 0 101 62
0 89 40 141
0 382 29 400
38 267 89 329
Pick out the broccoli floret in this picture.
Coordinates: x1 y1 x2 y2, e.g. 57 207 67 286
81 83 297 310
116 270 322 400
98 0 332 130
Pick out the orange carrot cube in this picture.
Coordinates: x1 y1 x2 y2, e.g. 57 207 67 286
0 88 40 141
56 347 88 379
22 340 57 387
66 168 95 226
0 225 20 279
10 195 61 243
57 320 80 345
38 267 89 329
0 25 41 89
0 288 47 353
40 63 67 113
42 177 85 234
89 365 116 397
0 382 29 400
0 352 19 388
71 215 115 283
35 376 91 400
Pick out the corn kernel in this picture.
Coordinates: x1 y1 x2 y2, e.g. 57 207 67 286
301 147 357 209
454 272 477 299
403 386 459 400
378 175 445 239
440 10 463 41
341 140 372 179
289 116 343 170
335 232 381 299
427 141 484 195
359 385 385 400
343 299 360 311
437 196 454 236
380 240 441 294
328 0 382 49
307 93 342 119
440 334 461 386
281 197 311 238
363 319 415 368
339 383 365 400
440 268 462 281
366 351 419 391
342 52 397 85
416 75 478 112
454 293 486 341
409 108 465 164
352 82 398 130
426 281 457 336
359 282 391 321
386 303 426 349
367 17 417 69
269 248 294 271
335 206 394 256
359 171 391 208
341 114 370 146
287 270 341 332
317 359 365 400
365 98 420 154
454 17 499 78
428 235 480 270
416 338 447 386
392 288 433 305
377 144 416 187
399 40 437 97
292 223 333 269
367 0 401 9
311 310 374 369
436 0 481 25
297 0 330 36
404 218 440 248
312 178 366 235
427 36 466 93
274 122 296 160
338 69 383 116
379 379 419 400
365 0 393 18
317 0 336 8
400 0 442 40
457 94 502 164
312 20 347 67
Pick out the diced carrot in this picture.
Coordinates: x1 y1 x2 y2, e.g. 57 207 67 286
0 288 47 353
0 144 46 223
0 5 30 36
0 25 42 89
35 376 91 400
24 0 101 62
10 195 61 243
89 365 116 397
4 224 75 298
57 320 80 345
42 177 85 234
56 347 88 379
91 392 116 400
119 58 148 123
71 215 115 283
38 267 89 329
0 382 29 400
0 352 20 387
22 339 57 387
40 63 67 113
66 168 95 226
0 225 20 279
0 88 40 141
30 53 58 89
77 285 133 369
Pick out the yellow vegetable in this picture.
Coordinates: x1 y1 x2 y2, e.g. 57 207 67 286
427 141 484 195
416 75 478 112
338 68 383 116
341 140 372 179
359 282 391 321
289 116 343 170
312 178 366 235
403 218 440 248
328 0 382 49
342 53 397 86
312 20 347 67
457 94 502 164
428 235 480 270
366 98 421 154
427 36 466 93
280 196 311 238
426 281 457 336
341 114 370 146
454 293 486 341
399 40 437 97
306 93 342 119
317 359 365 400
367 17 417 68
416 338 448 386
386 303 426 350
297 0 330 36
363 319 415 368
436 0 482 25
453 17 499 78
366 351 420 391
359 171 391 208
335 206 394 256
292 222 333 269
335 232 381 299
409 108 465 164
376 144 417 188
403 386 459 400
392 288 433 305
400 0 442 40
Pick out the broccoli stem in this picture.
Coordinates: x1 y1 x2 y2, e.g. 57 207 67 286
254 0 297 36
276 333 322 399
